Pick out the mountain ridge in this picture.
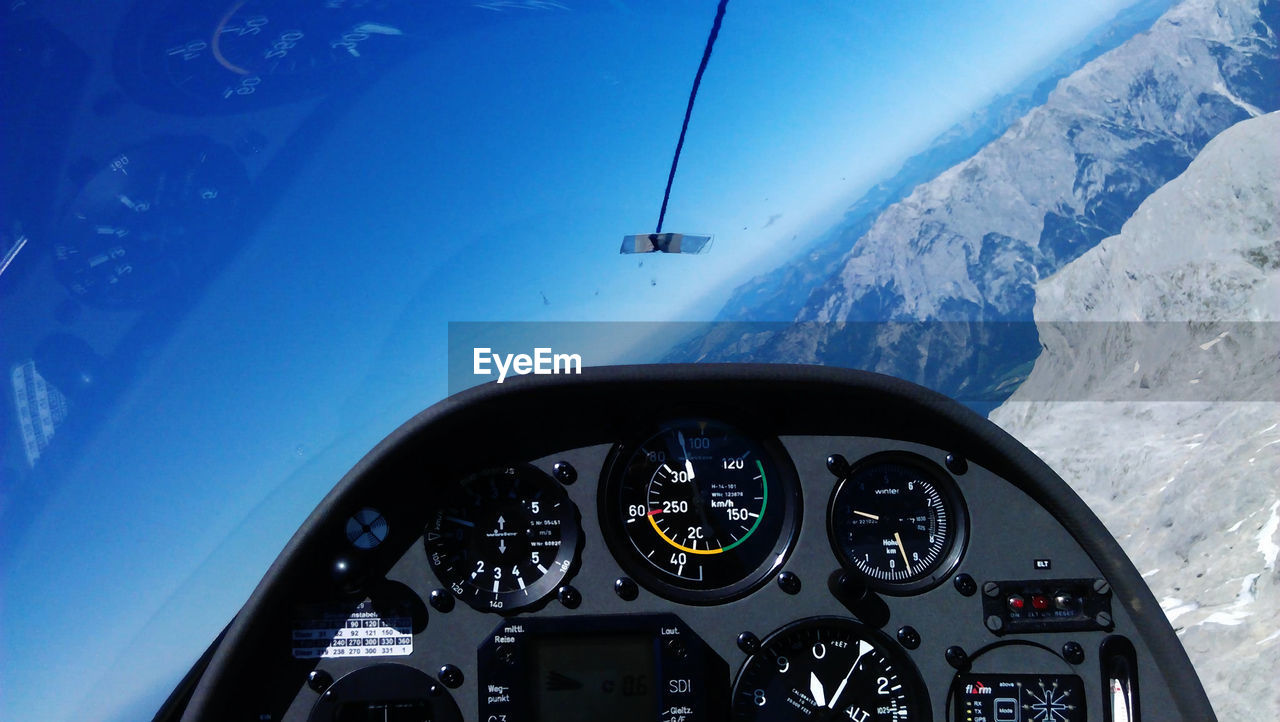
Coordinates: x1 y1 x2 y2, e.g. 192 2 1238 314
714 0 1177 323
674 0 1280 403
989 109 1280 722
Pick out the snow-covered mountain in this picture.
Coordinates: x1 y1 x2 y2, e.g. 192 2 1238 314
674 0 1279 402
716 0 1176 323
990 111 1280 722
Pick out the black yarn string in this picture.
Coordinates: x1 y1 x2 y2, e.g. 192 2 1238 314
655 0 730 234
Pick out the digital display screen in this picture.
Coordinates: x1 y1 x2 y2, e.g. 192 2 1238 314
953 674 1086 722
531 633 657 722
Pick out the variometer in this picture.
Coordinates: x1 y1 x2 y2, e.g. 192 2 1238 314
425 465 581 614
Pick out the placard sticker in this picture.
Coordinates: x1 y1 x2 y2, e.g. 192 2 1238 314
292 599 412 659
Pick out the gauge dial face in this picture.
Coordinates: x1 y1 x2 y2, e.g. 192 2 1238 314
732 617 929 721
828 453 967 594
601 419 801 604
425 465 580 614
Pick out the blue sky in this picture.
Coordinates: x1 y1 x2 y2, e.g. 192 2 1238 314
1 1 1142 718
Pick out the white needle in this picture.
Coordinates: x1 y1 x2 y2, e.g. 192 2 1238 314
829 640 871 709
809 671 827 708
676 431 696 481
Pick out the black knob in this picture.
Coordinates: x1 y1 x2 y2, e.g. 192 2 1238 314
826 454 851 478
614 577 639 601
439 664 463 688
307 669 333 693
331 556 366 594
945 645 970 671
777 571 801 595
429 588 454 613
953 573 977 596
897 626 921 650
665 637 688 659
496 645 516 665
737 632 760 654
1062 641 1085 665
553 461 577 485
557 585 581 609
945 453 968 475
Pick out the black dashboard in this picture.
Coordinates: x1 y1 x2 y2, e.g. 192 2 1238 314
166 365 1215 722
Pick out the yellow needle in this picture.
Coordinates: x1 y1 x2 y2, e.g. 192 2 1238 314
853 510 879 520
894 532 912 573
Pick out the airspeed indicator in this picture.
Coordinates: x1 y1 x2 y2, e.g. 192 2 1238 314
601 419 802 604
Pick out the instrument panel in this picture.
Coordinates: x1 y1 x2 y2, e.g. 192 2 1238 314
166 365 1213 722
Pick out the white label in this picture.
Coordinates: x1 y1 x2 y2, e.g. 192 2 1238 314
291 601 412 659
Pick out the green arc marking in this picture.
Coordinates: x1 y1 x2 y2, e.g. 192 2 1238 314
720 459 767 552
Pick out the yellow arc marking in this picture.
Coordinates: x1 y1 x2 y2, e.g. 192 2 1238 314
647 514 722 555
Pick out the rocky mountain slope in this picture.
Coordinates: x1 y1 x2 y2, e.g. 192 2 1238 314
990 110 1280 722
676 0 1280 403
717 0 1175 323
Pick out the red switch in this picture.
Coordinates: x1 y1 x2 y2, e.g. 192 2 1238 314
1031 595 1050 611
1007 595 1025 611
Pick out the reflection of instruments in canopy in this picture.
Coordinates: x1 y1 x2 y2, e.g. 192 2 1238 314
113 0 435 113
53 137 247 308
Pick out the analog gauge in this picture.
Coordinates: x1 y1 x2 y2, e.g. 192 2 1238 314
732 617 929 721
306 664 463 722
114 0 434 114
53 137 247 308
600 419 802 604
828 452 968 594
425 465 580 614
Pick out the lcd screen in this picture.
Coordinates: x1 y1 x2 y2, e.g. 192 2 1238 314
530 633 657 722
953 674 1086 722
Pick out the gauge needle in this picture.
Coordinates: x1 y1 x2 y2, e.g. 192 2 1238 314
894 532 913 573
809 671 827 708
829 640 871 710
853 510 879 520
676 431 696 481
